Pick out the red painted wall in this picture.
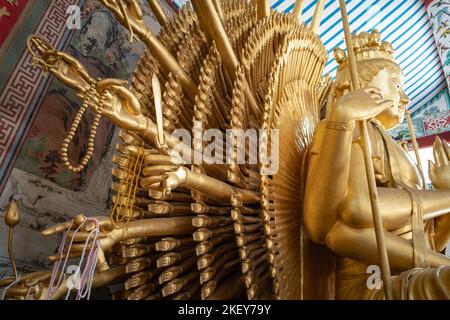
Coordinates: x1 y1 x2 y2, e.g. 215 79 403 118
0 0 29 48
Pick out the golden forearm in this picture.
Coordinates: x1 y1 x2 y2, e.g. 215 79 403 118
141 31 197 102
182 169 260 204
304 121 354 242
122 217 197 240
434 213 450 252
326 221 450 272
342 140 450 231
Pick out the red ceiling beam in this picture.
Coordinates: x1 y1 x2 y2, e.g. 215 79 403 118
407 131 450 149
164 0 179 11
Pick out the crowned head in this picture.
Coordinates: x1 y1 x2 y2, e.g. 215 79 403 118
334 30 410 130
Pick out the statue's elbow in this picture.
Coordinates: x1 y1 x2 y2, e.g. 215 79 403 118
339 194 372 229
303 202 329 244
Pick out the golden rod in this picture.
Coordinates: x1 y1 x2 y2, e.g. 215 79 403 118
98 0 197 102
311 0 326 33
405 111 426 189
152 74 166 148
147 0 168 26
212 0 225 25
257 0 270 20
292 0 305 19
338 0 393 300
191 0 260 118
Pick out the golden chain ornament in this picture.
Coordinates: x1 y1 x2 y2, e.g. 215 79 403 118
110 146 145 229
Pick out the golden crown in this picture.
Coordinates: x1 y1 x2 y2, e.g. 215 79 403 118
334 30 395 70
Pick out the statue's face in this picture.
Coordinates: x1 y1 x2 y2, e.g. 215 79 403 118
368 68 409 130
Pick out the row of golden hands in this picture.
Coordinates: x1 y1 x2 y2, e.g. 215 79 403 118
7 37 450 299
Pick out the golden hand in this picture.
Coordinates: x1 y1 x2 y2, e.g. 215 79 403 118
132 147 187 194
28 35 94 92
100 0 146 41
0 271 52 300
331 86 394 122
41 214 121 264
95 79 149 132
429 136 450 189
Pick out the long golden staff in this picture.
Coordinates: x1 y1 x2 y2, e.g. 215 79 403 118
293 0 305 19
255 0 270 20
311 0 326 33
152 73 172 198
338 0 393 300
152 73 166 151
405 111 427 189
147 0 168 26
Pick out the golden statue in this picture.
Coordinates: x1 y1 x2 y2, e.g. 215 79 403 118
1 0 449 300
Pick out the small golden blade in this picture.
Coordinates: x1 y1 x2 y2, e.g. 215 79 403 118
152 73 165 148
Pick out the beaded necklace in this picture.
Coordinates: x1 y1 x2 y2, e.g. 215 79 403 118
60 84 106 174
47 217 100 300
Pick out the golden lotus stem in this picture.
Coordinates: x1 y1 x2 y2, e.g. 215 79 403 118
5 200 20 279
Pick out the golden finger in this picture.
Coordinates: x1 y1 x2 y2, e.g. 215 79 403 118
436 136 448 165
143 154 176 165
443 139 450 162
48 251 82 262
433 138 443 167
96 78 128 91
67 230 107 242
41 221 73 236
141 174 168 188
142 165 179 176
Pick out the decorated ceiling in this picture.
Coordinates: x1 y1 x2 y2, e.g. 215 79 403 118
172 0 445 115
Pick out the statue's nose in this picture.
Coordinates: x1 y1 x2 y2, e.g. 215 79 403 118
400 91 410 106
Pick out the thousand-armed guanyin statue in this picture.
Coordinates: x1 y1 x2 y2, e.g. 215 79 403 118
0 0 449 300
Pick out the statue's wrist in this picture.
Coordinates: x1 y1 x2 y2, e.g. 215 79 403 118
325 119 355 131
139 117 155 140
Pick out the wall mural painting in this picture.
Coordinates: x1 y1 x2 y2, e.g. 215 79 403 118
0 0 173 276
389 88 450 141
428 0 450 91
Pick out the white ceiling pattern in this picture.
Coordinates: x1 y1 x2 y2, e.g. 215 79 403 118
170 0 446 112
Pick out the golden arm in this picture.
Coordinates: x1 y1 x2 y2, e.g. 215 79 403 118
326 141 450 269
304 86 393 243
140 161 261 205
182 168 261 205
305 126 450 269
303 121 353 243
